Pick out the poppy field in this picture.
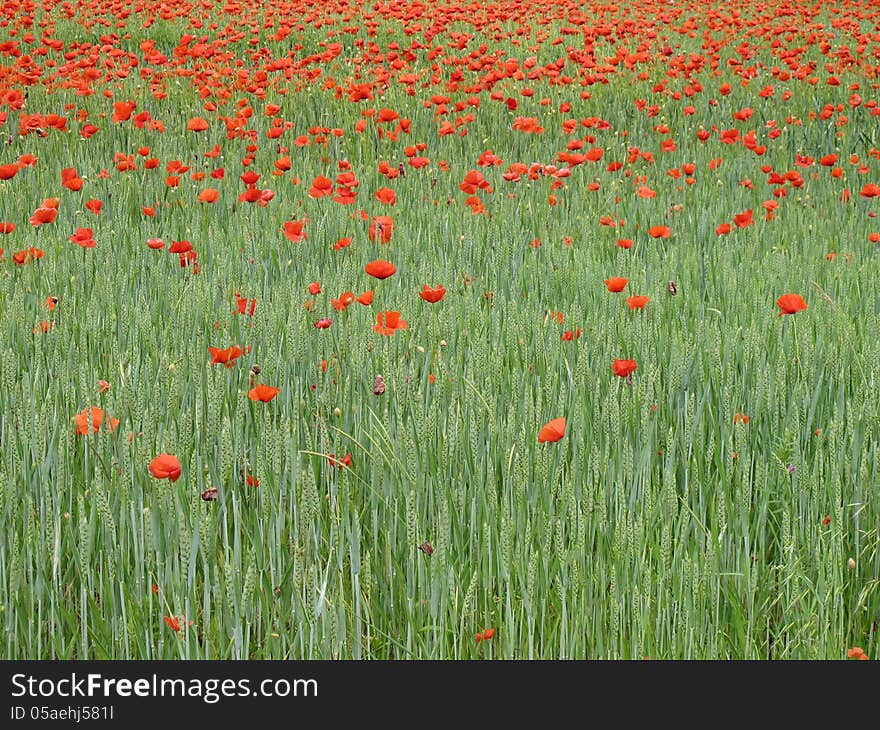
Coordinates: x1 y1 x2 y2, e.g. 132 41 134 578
1 0 879 660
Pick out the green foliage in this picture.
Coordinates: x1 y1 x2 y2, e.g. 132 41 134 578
0 3 878 660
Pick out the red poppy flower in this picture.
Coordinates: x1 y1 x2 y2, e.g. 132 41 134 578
419 284 446 303
648 225 671 238
332 292 356 311
235 296 257 316
605 277 628 292
357 290 374 305
308 175 334 198
374 311 407 335
612 359 638 377
365 259 397 279
375 187 396 205
238 187 263 203
149 454 182 482
112 101 136 122
282 219 307 242
169 240 192 254
733 210 753 228
74 406 120 436
61 169 83 191
777 294 807 316
208 346 245 367
251 189 274 208
328 453 353 468
146 238 165 250
537 417 566 443
248 384 280 402
70 228 96 248
368 215 394 243
308 282 322 295
314 318 333 329
179 251 198 270
12 247 43 265
476 628 496 642
186 117 209 132
29 206 58 227
627 295 649 310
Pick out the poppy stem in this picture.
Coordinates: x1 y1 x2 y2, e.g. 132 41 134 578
82 435 112 480
791 318 803 380
699 242 707 320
